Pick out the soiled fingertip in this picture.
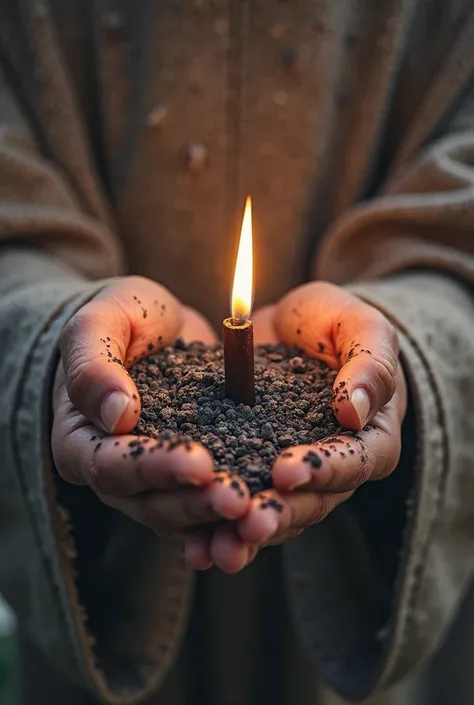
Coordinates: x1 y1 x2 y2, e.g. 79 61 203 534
209 474 250 519
211 526 249 574
172 442 215 486
273 449 310 489
184 535 214 571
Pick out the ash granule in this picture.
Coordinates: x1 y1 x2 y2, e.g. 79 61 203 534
131 340 346 495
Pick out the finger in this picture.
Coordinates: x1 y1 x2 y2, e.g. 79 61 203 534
332 306 399 430
210 523 256 573
53 418 215 494
183 529 214 570
99 475 250 532
237 488 353 544
236 490 291 544
52 380 213 489
252 305 279 345
60 276 182 434
272 420 401 495
180 306 218 344
274 370 404 494
101 488 219 533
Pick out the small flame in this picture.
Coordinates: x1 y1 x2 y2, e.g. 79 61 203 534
231 196 253 322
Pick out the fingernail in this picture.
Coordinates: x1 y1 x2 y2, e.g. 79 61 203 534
210 499 236 520
351 388 371 428
176 474 205 487
261 512 279 539
288 466 312 490
101 391 130 433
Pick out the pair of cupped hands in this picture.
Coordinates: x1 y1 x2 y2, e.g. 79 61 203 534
53 277 406 573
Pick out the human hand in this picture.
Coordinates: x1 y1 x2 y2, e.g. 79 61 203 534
184 282 407 572
52 277 251 543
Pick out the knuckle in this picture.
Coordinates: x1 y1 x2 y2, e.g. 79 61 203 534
60 317 78 359
96 493 113 509
384 319 399 350
306 494 336 526
60 313 96 394
365 306 399 350
182 493 210 524
61 308 93 353
122 274 149 289
64 355 95 404
51 432 84 486
380 433 402 478
54 457 82 486
110 276 146 302
87 454 109 495
137 498 166 532
346 460 373 490
369 306 393 332
370 354 397 401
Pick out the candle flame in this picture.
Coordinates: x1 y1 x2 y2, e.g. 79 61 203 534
231 196 253 322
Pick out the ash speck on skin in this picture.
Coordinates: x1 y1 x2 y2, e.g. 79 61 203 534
259 496 284 513
303 450 322 468
130 341 347 495
230 478 245 497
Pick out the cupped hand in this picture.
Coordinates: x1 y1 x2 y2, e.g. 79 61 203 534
185 282 407 572
52 276 251 547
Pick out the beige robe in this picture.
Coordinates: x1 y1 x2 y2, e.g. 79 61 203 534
1 1 474 703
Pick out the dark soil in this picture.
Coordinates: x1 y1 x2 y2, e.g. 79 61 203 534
130 340 347 495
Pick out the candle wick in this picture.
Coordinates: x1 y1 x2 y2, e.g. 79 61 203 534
232 315 247 326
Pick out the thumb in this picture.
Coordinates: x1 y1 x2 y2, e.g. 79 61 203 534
59 277 182 434
332 308 399 430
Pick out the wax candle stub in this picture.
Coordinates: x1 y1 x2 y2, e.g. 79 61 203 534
223 317 255 407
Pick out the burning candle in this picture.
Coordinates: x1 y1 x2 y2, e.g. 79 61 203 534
223 196 255 407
